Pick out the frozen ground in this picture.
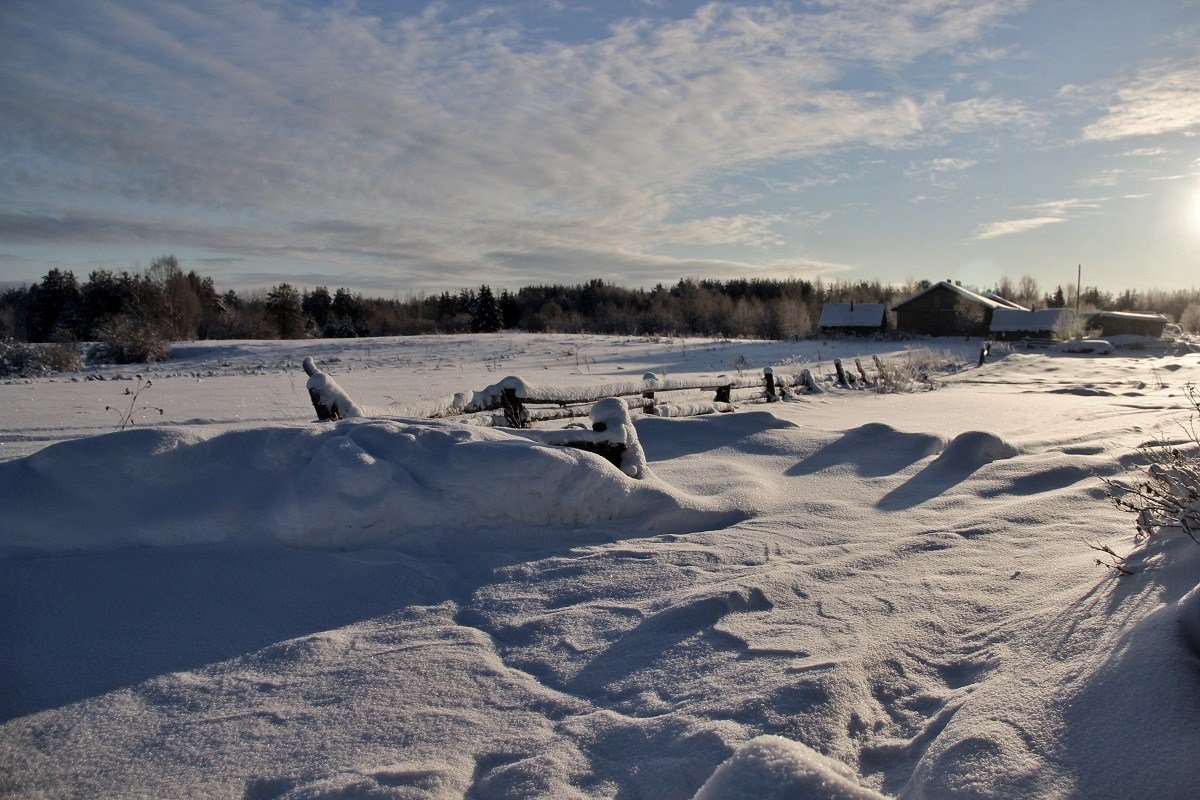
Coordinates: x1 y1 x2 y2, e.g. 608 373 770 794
1 333 1198 799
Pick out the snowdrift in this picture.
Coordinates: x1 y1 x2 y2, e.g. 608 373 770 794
0 418 731 555
694 736 888 800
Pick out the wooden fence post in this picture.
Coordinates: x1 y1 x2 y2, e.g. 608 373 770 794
978 343 990 367
834 358 848 387
714 382 732 404
764 367 777 401
642 372 658 412
855 358 871 386
501 387 530 428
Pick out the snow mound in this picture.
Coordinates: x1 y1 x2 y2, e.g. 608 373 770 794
1179 582 1200 657
1051 339 1112 355
0 419 728 554
790 422 946 478
931 431 1019 471
693 736 888 800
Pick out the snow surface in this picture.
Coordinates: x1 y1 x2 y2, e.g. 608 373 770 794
2 333 1200 799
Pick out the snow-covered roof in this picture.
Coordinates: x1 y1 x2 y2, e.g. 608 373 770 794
980 291 1029 311
818 302 886 328
892 281 1008 312
1086 311 1169 323
990 308 1074 333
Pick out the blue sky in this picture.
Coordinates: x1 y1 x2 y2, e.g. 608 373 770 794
1 0 1198 294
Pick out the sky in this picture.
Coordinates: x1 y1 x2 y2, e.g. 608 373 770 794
1 0 1199 296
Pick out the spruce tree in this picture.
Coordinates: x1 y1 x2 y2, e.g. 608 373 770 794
471 285 503 333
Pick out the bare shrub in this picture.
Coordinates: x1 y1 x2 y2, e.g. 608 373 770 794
1104 384 1200 548
0 341 82 377
90 315 172 364
104 377 164 431
1180 303 1200 335
1055 312 1091 341
873 348 962 393
38 342 83 372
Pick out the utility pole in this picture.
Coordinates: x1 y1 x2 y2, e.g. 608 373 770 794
1076 264 1082 313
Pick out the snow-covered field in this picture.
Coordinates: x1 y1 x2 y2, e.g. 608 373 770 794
2 333 1198 799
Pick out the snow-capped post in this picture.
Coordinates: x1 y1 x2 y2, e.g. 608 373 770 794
302 357 363 421
589 397 648 479
800 368 824 393
500 386 531 428
978 342 991 367
834 358 848 387
642 372 659 413
764 367 778 401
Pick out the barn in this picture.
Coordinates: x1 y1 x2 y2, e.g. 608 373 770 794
892 281 1015 337
1084 311 1168 338
817 302 886 336
990 308 1076 340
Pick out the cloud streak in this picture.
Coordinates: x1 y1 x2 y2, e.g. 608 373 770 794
1 0 1035 287
1082 58 1200 141
971 197 1106 240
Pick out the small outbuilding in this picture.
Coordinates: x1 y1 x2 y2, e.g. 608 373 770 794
990 308 1076 340
817 302 886 336
1084 311 1168 338
892 281 1014 337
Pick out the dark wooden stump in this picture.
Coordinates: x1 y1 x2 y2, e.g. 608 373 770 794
308 387 341 421
714 383 732 404
560 440 627 470
501 387 531 428
834 358 848 387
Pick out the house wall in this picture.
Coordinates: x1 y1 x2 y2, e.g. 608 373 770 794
1090 316 1167 338
894 286 992 337
819 325 885 337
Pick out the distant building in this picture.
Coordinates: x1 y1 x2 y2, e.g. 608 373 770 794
990 308 1077 340
817 302 886 336
892 281 1015 337
1085 311 1168 338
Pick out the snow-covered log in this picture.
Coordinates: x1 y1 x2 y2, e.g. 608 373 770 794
650 400 736 418
508 397 649 479
302 357 363 421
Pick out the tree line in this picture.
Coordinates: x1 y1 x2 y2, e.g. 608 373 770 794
2 256 1198 362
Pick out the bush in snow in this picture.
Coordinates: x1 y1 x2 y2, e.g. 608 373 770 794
88 314 172 364
1178 303 1200 335
1106 384 1200 550
873 348 961 394
0 341 82 377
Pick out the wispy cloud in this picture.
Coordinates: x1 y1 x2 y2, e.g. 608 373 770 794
1082 58 1200 140
0 0 1033 286
906 156 977 187
972 216 1065 240
972 197 1103 239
